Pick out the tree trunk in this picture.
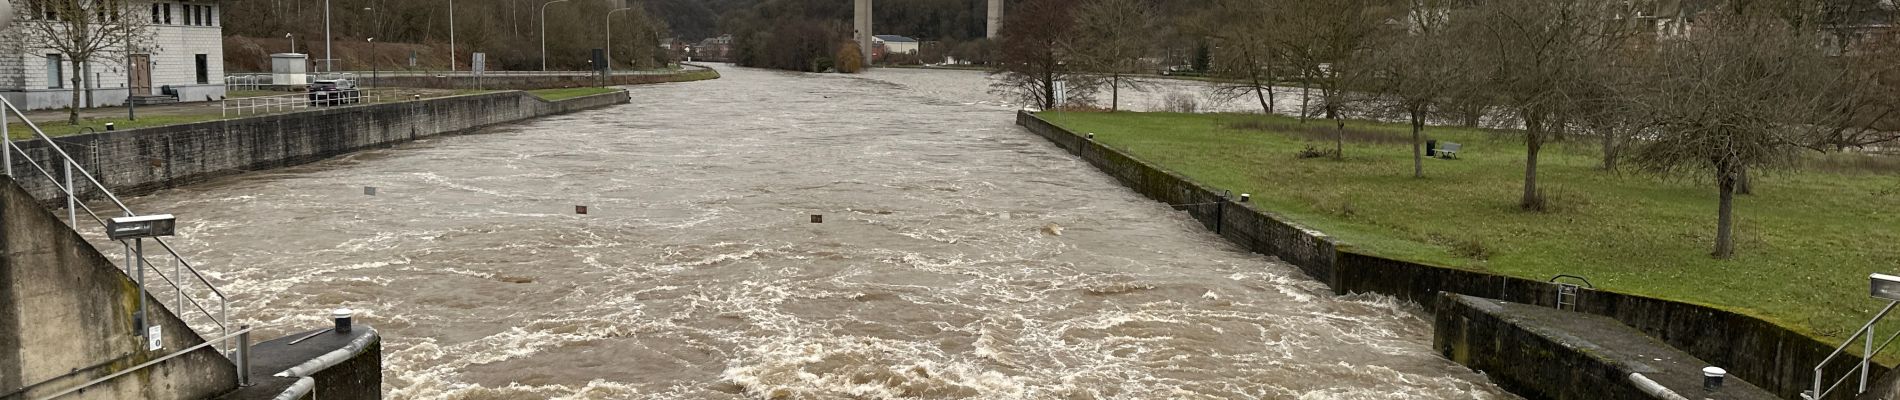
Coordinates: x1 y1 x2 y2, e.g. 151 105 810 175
1413 109 1425 178
1601 127 1619 170
1299 82 1311 124
1521 110 1545 211
1042 68 1056 110
1330 102 1344 160
1111 74 1120 112
1714 165 1737 259
1249 70 1269 114
68 74 82 125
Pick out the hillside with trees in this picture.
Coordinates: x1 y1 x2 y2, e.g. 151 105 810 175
219 0 669 71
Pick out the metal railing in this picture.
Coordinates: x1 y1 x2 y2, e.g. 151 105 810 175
1810 300 1900 400
0 96 235 357
222 89 382 118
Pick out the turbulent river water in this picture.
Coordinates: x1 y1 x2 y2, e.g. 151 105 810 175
106 66 1516 399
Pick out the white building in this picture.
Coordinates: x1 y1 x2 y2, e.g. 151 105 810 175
0 0 227 111
872 35 919 60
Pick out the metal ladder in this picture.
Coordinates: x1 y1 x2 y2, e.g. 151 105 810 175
1549 274 1594 311
0 96 251 398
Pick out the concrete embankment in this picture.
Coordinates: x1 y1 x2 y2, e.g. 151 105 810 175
1014 110 1879 400
369 66 719 90
4 89 629 202
1 175 235 400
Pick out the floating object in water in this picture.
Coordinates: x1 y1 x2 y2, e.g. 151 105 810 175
1041 223 1064 236
576 205 589 215
811 214 823 223
363 187 377 196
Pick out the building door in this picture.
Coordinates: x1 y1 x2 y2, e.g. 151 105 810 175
128 55 151 95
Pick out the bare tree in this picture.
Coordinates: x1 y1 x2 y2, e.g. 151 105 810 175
1465 0 1632 210
993 0 1097 110
1372 0 1470 178
12 0 153 125
1194 0 1282 115
1630 11 1842 259
1070 0 1156 112
1275 0 1393 160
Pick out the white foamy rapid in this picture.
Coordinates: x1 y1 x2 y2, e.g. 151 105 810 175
92 65 1516 399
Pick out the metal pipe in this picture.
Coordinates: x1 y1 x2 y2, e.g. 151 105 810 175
3 101 10 176
236 325 251 387
64 159 74 226
135 238 146 334
1865 324 1874 393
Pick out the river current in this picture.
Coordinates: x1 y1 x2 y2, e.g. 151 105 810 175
107 66 1515 399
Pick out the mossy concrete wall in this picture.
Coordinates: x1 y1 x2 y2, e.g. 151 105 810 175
3 90 628 202
371 67 718 90
0 175 236 400
1016 110 1877 399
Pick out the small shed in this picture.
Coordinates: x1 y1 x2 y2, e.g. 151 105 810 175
271 53 309 85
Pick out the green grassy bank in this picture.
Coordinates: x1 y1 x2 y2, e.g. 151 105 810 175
1040 111 1900 343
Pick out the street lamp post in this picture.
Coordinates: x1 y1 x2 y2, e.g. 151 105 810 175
286 33 295 54
541 0 571 71
368 38 377 88
324 0 332 72
606 7 632 76
449 0 457 72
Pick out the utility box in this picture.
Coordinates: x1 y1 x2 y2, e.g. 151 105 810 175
271 53 310 85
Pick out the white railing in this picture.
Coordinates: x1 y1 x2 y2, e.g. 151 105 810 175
0 96 233 353
1810 300 1900 400
221 89 382 118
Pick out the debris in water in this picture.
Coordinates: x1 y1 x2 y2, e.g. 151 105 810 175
811 214 824 223
1202 290 1220 301
1041 223 1064 236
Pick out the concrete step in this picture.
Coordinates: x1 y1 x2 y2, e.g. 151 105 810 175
1436 293 1779 400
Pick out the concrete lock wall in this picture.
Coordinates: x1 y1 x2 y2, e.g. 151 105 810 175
0 175 237 400
1014 110 1883 400
3 90 630 202
367 68 718 91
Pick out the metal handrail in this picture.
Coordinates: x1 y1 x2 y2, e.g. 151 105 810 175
0 96 231 353
1812 300 1900 399
33 325 255 400
221 89 381 118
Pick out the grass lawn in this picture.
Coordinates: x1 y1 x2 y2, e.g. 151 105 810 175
527 87 621 101
8 114 226 140
1040 111 1900 346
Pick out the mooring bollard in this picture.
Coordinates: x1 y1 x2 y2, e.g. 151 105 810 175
1704 366 1727 391
1239 193 1251 203
1086 133 1095 140
105 122 115 131
333 307 353 333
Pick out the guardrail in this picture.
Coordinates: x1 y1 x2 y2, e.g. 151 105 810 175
0 95 246 397
221 89 383 118
0 96 233 352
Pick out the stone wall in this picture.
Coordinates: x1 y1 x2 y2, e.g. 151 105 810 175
4 89 630 202
369 68 719 91
0 175 237 400
1015 110 1879 400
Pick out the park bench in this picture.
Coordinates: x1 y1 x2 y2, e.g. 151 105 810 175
1437 142 1462 159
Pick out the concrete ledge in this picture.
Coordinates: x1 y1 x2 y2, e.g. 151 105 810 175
1434 293 1777 400
218 326 381 400
5 89 631 203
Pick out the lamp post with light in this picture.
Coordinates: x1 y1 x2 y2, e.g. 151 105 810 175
605 7 633 76
541 0 572 71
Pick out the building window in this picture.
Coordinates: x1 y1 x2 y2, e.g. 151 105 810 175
151 4 161 23
46 55 63 89
163 3 172 25
195 54 209 84
184 5 193 25
209 5 217 26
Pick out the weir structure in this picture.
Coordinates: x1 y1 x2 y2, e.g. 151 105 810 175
855 0 1005 63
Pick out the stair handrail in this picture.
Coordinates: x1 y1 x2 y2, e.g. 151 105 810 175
0 97 231 352
1811 300 1900 400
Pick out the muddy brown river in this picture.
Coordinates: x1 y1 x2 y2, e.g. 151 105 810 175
108 66 1515 399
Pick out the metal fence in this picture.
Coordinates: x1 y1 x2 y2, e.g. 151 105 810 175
221 89 383 118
